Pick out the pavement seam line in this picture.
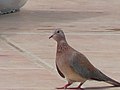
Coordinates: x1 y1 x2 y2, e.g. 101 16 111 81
0 35 55 72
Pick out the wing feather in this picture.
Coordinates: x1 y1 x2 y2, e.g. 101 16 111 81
69 52 96 79
56 64 65 78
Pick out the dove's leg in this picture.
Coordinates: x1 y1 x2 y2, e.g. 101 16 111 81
56 82 72 89
77 82 84 88
68 81 85 89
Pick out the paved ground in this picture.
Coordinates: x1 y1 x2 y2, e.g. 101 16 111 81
0 0 120 90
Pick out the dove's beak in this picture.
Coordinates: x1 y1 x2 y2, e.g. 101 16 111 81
49 35 53 39
49 33 55 39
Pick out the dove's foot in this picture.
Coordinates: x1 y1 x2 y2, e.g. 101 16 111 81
56 87 65 89
66 82 84 90
56 82 72 89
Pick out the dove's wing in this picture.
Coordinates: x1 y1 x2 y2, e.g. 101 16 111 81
56 64 65 78
69 52 97 79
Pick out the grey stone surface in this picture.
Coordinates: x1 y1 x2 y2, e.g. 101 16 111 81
0 0 28 15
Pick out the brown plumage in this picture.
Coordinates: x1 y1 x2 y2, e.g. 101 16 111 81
49 29 120 89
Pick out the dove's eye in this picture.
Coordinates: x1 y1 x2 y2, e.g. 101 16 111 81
57 31 60 33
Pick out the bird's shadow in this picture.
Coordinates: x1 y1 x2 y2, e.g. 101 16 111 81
84 86 117 90
66 86 119 90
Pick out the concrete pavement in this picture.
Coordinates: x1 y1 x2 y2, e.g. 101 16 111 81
0 0 120 90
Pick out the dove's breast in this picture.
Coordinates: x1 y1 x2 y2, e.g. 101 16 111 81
56 52 86 82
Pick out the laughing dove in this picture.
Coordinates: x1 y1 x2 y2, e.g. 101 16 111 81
49 29 120 89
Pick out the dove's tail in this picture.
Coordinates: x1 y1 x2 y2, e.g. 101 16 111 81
91 69 120 87
100 71 120 87
105 77 120 87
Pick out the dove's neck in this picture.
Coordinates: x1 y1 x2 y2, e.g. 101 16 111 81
57 40 69 53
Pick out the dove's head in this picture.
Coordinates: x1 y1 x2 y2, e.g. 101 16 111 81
49 29 66 42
